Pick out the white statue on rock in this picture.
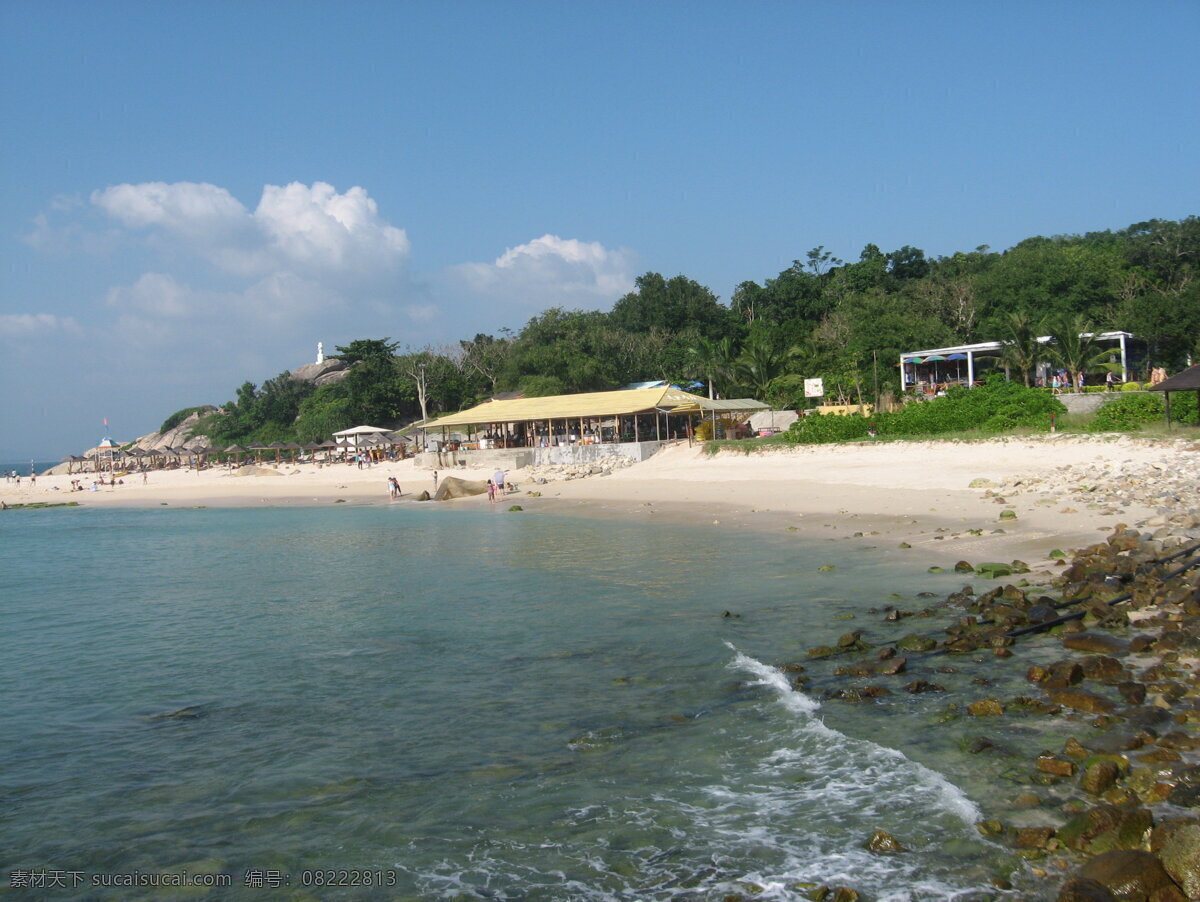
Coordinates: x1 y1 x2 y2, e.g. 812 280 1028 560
317 342 324 364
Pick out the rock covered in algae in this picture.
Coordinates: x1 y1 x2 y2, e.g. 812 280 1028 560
864 829 907 853
1071 849 1186 901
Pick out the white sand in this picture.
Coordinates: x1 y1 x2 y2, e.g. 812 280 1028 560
4 435 1192 564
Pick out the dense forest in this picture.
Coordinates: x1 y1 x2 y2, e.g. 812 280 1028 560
190 217 1200 446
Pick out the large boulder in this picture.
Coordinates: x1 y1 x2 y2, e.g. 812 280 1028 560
1058 805 1153 855
433 476 489 501
1150 819 1200 899
1073 850 1186 901
291 358 350 386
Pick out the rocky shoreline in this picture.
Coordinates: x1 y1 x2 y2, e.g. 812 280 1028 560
776 449 1200 901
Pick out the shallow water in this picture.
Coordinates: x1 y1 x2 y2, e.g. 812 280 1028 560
2 503 1061 899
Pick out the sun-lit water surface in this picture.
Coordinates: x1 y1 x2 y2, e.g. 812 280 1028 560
2 503 1052 900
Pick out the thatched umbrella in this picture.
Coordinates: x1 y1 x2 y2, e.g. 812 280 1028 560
249 443 270 464
267 441 287 464
224 444 246 466
283 441 303 463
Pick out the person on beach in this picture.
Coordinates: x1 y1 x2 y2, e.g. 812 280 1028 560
432 470 438 489
387 476 400 499
493 469 506 494
487 479 496 504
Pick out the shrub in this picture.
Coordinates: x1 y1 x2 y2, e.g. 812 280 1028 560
783 376 1066 444
1120 382 1142 391
784 411 874 444
1090 393 1162 431
159 406 210 434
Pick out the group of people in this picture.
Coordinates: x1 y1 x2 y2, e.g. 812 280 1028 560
486 469 512 504
1046 370 1086 393
1148 366 1170 385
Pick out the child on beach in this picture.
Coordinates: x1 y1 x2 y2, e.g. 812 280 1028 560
487 479 496 504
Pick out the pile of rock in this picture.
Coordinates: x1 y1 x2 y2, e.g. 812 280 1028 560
524 455 635 484
977 442 1200 538
791 523 1200 899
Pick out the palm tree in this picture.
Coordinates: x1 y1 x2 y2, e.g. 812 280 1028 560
687 336 738 399
1046 315 1119 391
733 334 798 401
998 311 1044 387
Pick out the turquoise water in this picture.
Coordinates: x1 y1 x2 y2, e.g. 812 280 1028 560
2 503 1047 900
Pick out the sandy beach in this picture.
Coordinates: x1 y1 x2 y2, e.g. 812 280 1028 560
7 434 1196 566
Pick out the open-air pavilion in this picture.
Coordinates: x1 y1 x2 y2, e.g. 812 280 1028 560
422 386 767 467
900 331 1136 393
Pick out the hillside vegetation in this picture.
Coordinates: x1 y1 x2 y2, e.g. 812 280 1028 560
176 217 1198 446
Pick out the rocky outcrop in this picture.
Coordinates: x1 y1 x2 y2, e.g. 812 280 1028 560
291 358 349 386
131 408 216 451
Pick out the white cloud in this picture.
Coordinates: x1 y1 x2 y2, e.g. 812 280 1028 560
88 180 410 281
92 181 246 236
104 272 196 318
450 234 636 308
255 182 410 273
0 313 82 338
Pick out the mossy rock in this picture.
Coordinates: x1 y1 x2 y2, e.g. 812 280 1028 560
896 634 937 653
508 505 523 511
954 560 974 573
998 509 1018 521
975 562 1014 579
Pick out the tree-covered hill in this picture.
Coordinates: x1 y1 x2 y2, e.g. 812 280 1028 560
182 216 1199 446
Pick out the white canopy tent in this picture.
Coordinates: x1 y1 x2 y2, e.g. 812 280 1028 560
332 425 391 453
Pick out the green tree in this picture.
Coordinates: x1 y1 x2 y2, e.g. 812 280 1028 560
998 311 1044 387
1045 315 1121 390
732 333 798 400
608 272 731 339
686 335 739 399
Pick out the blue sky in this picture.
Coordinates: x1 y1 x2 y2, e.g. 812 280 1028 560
2 1 1197 457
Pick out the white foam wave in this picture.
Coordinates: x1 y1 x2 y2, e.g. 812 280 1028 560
724 643 980 826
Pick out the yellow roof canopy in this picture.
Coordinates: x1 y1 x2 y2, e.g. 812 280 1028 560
426 387 767 429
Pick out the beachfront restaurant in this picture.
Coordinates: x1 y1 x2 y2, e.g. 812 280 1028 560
418 386 768 470
900 331 1136 394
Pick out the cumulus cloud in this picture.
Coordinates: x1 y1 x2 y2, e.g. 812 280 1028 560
450 234 636 308
89 180 410 281
0 313 82 338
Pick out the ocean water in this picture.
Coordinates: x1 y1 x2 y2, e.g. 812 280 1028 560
2 503 1054 900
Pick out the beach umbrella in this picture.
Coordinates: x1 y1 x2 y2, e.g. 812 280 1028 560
946 353 968 382
922 354 946 382
223 444 246 466
283 441 302 462
267 441 287 464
